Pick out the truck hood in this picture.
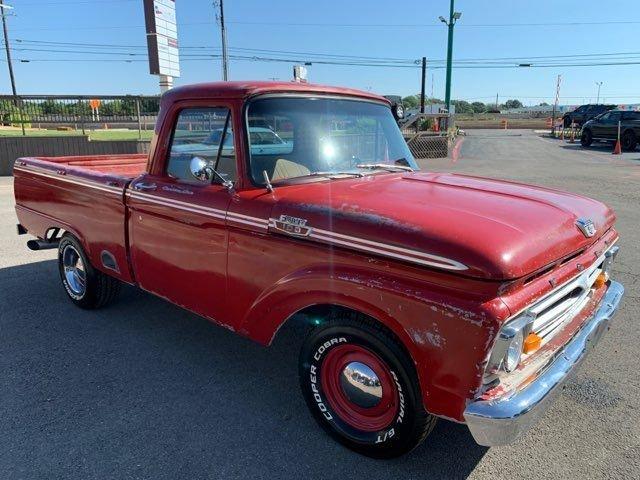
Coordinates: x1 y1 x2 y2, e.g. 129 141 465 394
270 172 616 280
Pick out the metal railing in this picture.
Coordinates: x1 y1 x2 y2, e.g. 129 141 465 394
0 95 161 135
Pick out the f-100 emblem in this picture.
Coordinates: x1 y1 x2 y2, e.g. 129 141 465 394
272 215 313 237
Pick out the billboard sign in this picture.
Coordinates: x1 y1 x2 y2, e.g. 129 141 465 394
144 0 180 78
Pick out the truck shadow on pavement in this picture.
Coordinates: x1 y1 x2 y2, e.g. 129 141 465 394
0 260 488 480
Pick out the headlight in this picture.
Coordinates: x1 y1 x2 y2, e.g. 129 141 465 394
503 330 524 372
485 313 534 377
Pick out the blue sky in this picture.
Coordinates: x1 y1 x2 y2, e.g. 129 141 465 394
1 0 639 106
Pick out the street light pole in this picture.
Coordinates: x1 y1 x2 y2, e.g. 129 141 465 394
440 1 461 123
595 81 603 104
0 0 17 96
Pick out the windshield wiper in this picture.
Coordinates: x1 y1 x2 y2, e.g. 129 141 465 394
308 171 366 178
356 163 414 173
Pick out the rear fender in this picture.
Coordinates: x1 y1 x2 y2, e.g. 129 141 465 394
15 206 90 256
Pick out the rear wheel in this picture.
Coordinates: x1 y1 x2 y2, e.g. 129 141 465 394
299 312 436 458
621 131 637 151
581 129 593 147
58 234 121 309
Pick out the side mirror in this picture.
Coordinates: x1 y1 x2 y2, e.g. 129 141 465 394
190 156 213 182
189 156 234 191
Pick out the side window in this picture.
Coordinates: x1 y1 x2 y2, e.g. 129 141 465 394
166 107 236 185
605 112 621 124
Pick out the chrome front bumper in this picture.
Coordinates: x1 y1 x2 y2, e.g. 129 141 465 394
464 281 625 447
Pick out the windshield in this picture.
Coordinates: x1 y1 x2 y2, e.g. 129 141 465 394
246 96 418 185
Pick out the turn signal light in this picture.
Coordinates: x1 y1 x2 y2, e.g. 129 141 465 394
523 333 542 354
594 271 609 289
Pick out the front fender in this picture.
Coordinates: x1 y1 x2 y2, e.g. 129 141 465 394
239 263 508 421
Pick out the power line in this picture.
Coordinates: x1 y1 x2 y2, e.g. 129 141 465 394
11 38 640 65
225 20 640 28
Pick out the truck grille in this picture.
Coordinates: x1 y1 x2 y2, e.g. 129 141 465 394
527 257 605 345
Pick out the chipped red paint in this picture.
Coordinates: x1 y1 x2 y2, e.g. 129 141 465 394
12 81 619 422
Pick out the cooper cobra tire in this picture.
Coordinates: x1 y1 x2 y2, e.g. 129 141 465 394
299 312 436 458
58 234 121 309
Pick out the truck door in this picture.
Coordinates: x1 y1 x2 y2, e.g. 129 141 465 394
127 105 237 323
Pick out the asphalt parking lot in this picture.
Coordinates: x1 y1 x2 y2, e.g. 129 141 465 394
1 129 638 479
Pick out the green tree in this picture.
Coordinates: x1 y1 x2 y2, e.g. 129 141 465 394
471 101 486 113
452 100 473 114
503 99 524 109
402 95 420 109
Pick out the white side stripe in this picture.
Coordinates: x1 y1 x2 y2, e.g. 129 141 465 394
268 217 467 271
313 226 466 269
127 191 226 220
127 191 268 228
14 166 123 196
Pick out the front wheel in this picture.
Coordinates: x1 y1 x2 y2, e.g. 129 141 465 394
299 314 436 458
581 129 593 147
58 234 121 309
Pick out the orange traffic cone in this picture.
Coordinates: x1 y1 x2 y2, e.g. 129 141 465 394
612 120 622 154
613 139 622 155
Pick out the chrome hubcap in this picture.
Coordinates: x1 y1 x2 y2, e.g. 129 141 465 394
62 245 86 296
340 361 383 408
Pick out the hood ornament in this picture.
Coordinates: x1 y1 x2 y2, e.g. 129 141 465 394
576 218 597 238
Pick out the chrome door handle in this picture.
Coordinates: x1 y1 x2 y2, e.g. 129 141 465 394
134 182 157 192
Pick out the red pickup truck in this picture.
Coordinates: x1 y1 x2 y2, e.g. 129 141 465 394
13 81 624 458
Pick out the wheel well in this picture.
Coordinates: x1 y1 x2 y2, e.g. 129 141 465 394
273 303 416 372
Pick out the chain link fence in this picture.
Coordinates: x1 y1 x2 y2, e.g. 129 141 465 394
0 95 161 135
404 132 449 159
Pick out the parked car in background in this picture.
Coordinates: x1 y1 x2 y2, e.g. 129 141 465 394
581 110 640 151
563 104 616 128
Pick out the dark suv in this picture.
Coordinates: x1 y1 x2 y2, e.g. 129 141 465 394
581 110 640 151
563 104 616 127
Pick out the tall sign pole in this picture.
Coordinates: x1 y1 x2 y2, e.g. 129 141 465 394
217 0 229 81
144 0 181 93
0 0 17 97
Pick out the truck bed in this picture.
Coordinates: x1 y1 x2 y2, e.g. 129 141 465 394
13 154 148 284
27 154 148 177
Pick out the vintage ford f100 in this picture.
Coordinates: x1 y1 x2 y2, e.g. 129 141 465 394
13 82 624 457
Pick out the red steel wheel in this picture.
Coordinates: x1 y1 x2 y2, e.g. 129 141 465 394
320 344 398 432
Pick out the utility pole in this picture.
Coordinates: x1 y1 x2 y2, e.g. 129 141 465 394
495 93 499 110
551 74 562 135
420 57 426 114
595 81 603 104
216 0 229 81
0 0 17 96
440 0 462 119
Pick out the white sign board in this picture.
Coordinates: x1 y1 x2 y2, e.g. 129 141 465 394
144 0 180 78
